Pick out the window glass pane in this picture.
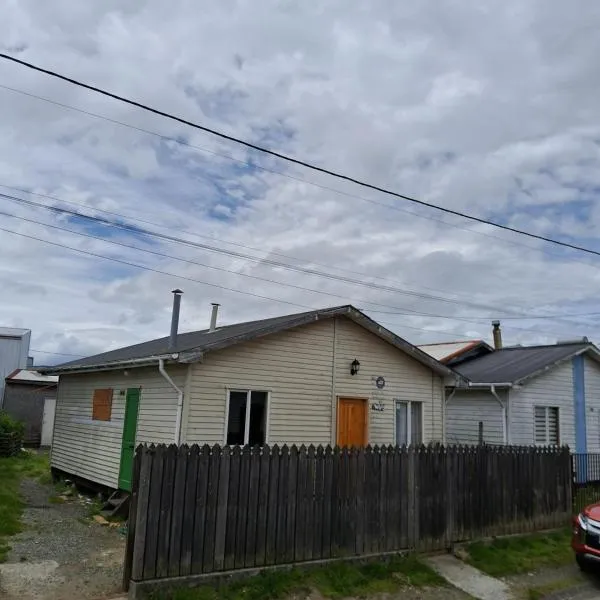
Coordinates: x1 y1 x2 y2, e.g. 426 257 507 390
249 391 267 446
411 403 423 445
395 402 408 446
548 407 559 445
227 391 247 445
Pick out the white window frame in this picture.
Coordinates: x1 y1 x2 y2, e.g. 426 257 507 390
223 388 270 445
533 405 559 445
395 400 424 446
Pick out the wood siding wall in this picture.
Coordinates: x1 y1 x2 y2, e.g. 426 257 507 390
51 366 187 488
185 317 445 447
446 389 506 445
509 361 575 447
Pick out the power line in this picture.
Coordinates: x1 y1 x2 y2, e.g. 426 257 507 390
2 53 600 258
3 190 596 332
3 84 596 275
1 207 592 339
0 223 492 341
1 191 535 316
1 89 597 328
31 348 83 357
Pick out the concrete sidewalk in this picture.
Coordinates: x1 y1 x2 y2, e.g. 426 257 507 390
427 554 515 600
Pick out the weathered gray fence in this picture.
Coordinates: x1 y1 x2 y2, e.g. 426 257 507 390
125 444 572 593
0 432 22 457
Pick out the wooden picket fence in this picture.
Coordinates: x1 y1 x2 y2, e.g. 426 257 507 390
124 444 572 593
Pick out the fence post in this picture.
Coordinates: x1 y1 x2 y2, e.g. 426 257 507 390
407 446 419 548
123 446 142 591
445 446 454 548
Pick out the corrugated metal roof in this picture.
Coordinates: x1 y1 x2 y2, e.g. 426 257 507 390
41 305 459 379
418 340 483 362
6 369 58 384
0 327 30 338
454 342 594 384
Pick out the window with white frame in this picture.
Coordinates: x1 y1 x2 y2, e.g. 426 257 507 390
534 406 559 445
226 390 268 446
395 401 423 446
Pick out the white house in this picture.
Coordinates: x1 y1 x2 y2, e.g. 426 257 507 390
42 302 463 492
444 339 600 453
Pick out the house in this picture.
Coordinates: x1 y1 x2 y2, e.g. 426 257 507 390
0 327 32 403
2 369 58 447
41 298 463 491
445 337 600 452
418 339 493 366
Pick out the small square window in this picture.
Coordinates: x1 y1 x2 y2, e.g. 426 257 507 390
226 390 267 445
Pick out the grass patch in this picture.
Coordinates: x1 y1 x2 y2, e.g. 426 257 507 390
527 577 581 600
465 529 572 577
0 450 50 561
153 554 445 600
48 495 66 504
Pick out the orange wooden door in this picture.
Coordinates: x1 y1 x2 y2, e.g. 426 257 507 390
337 398 367 447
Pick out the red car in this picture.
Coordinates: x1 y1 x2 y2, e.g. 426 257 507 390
573 503 600 569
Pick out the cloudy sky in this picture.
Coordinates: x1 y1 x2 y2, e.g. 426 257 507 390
1 1 600 364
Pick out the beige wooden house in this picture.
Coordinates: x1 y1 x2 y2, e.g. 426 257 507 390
43 304 462 491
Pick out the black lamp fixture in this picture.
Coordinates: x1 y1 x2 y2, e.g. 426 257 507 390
350 358 360 376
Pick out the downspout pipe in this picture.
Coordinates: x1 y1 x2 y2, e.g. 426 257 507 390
159 358 184 445
489 384 507 445
467 383 511 445
443 387 458 444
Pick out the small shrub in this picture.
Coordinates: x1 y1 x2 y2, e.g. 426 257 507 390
0 411 25 437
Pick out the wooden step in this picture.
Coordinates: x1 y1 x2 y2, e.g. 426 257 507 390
101 491 130 518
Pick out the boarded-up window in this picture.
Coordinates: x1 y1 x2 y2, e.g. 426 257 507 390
92 388 113 421
534 406 559 445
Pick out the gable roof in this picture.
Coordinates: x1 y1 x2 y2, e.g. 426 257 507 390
41 305 461 379
6 369 58 384
454 341 599 385
418 340 493 364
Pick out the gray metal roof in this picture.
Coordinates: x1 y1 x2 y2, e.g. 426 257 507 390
43 305 459 378
454 342 597 384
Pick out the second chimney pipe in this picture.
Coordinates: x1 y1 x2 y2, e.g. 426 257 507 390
492 320 502 350
169 289 183 351
210 303 220 332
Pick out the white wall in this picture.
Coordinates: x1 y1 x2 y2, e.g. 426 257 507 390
185 316 445 447
509 360 575 447
446 389 506 445
51 365 186 488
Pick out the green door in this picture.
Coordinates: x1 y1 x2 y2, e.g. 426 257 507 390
118 387 140 491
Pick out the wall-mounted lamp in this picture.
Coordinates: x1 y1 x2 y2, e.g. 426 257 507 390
350 358 360 376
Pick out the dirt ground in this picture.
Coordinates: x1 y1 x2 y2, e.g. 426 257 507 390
0 478 126 600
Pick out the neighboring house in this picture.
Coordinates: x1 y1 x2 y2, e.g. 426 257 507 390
3 369 58 446
41 303 463 492
445 340 600 452
418 340 493 366
0 327 31 403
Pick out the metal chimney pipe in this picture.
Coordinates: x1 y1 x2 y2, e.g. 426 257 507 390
169 289 183 351
492 320 502 350
209 303 220 332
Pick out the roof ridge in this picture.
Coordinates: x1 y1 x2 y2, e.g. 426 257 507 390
418 339 483 347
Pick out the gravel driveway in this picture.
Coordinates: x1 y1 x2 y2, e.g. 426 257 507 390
0 478 126 600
